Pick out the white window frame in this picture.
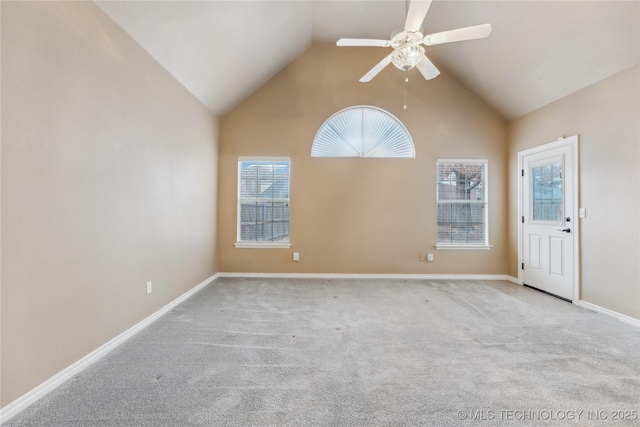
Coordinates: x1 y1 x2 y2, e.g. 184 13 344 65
235 157 291 249
436 159 491 250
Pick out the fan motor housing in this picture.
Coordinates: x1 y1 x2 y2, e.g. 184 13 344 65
390 28 424 49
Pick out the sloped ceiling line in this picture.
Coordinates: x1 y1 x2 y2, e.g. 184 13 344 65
97 1 639 120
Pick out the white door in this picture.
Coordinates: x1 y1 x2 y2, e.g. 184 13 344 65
521 138 577 301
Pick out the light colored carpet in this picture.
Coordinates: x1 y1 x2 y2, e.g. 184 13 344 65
6 278 640 426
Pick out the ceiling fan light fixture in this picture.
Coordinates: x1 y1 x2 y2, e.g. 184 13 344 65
390 44 424 71
335 0 492 83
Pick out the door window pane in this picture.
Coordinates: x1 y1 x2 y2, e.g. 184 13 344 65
531 162 562 222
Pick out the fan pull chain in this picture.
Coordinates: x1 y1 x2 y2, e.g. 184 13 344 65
403 75 408 109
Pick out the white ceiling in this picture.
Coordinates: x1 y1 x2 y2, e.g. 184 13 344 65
97 1 640 120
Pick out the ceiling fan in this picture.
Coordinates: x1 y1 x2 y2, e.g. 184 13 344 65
337 0 492 82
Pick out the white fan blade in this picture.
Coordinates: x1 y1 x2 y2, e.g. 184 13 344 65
423 23 492 46
416 54 440 80
360 54 393 82
405 0 432 32
337 38 390 47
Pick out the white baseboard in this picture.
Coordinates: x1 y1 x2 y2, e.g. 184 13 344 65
0 273 219 425
505 275 521 285
218 272 515 281
577 300 640 328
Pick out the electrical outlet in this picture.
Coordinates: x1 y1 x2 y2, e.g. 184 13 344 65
293 252 300 262
427 254 434 262
146 281 152 294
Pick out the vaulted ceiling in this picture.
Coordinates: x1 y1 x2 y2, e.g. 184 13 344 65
97 0 640 120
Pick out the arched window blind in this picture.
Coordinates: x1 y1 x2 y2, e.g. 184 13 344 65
311 106 415 158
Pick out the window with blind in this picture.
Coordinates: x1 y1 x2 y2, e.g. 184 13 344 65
235 158 291 248
311 106 415 158
436 160 490 249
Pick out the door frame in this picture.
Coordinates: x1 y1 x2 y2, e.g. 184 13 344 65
517 135 580 303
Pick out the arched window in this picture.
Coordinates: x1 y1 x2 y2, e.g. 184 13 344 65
311 106 415 158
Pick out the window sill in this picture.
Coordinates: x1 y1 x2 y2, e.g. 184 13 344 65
436 244 492 250
234 242 291 249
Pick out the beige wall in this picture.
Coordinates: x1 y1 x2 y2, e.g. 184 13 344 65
508 65 640 320
1 1 218 406
219 44 508 274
